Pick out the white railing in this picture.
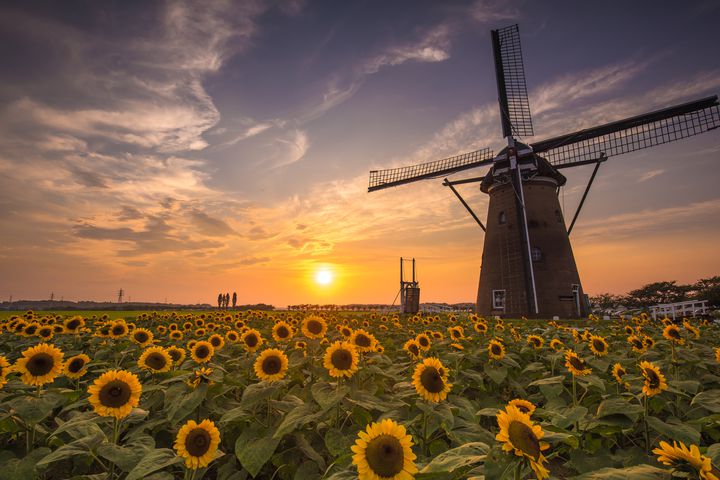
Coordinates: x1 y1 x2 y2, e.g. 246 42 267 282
650 300 708 320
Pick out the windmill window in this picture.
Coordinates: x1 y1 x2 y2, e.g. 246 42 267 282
499 211 507 224
492 290 506 310
531 247 542 262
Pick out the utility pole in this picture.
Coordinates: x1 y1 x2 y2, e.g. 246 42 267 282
117 289 124 303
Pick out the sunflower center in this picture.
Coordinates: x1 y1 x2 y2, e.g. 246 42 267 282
355 334 371 347
99 380 132 408
276 326 289 338
68 358 86 373
135 332 149 343
633 339 644 349
111 325 125 336
146 353 167 371
408 344 419 356
418 337 429 347
262 356 282 374
508 420 541 460
185 428 211 457
365 434 405 478
195 345 210 359
27 352 55 376
331 349 353 370
210 337 221 347
593 340 605 351
569 356 586 371
491 344 501 355
644 368 660 388
66 319 80 330
420 367 445 393
668 328 680 339
307 320 323 335
168 349 182 362
245 334 258 348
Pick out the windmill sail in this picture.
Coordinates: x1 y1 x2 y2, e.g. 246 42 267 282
368 148 494 192
492 24 533 138
531 96 720 168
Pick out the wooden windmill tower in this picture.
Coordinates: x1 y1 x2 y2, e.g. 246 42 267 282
368 24 720 319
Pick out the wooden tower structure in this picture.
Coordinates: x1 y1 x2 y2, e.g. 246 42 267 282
368 24 720 319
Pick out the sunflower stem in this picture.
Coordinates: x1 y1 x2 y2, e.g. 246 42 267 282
643 394 650 455
513 460 522 480
572 375 577 408
422 407 429 458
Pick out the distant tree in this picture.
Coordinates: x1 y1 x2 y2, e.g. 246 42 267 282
589 293 627 311
232 292 237 308
626 281 691 307
225 293 230 309
691 276 720 307
217 293 223 309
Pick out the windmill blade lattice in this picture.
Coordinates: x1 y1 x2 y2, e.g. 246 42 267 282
531 96 720 169
492 24 534 138
368 148 494 192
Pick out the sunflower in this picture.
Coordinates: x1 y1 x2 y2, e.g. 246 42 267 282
208 334 225 350
187 367 214 389
564 350 591 376
496 405 550 479
241 329 263 353
351 418 417 480
653 440 719 480
412 357 451 402
716 347 720 364
190 341 215 364
509 399 537 415
170 330 184 341
550 339 564 352
0 355 10 388
302 315 328 340
138 346 172 373
415 333 431 351
272 321 294 342
65 354 91 379
640 361 667 397
628 335 647 353
88 369 142 419
644 335 655 349
37 325 54 341
612 363 627 385
588 335 609 357
624 325 635 335
254 349 289 382
682 319 701 339
324 341 359 378
403 339 422 359
22 322 39 337
109 320 129 339
488 340 505 361
448 326 465 341
474 321 489 334
14 343 64 386
167 346 186 365
351 329 377 352
663 324 685 345
194 328 206 338
225 330 240 343
527 335 544 349
64 316 85 333
174 419 221 470
131 328 154 347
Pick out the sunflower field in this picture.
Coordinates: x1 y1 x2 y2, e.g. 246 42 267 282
1 310 720 480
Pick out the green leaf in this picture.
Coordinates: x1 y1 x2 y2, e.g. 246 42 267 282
577 374 606 392
274 404 322 438
669 380 700 395
419 442 488 474
324 428 354 458
595 397 644 419
235 424 282 477
528 375 565 387
311 382 349 411
691 390 720 413
126 448 183 480
645 416 701 446
8 393 63 424
167 383 208 424
241 382 280 409
0 448 51 480
37 431 105 466
97 434 155 472
483 364 507 384
571 464 670 479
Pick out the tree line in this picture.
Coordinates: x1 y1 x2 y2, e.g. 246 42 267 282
589 276 720 311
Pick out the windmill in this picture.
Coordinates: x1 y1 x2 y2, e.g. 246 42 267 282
368 24 720 319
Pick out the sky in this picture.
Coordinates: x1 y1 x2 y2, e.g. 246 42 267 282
1 0 719 307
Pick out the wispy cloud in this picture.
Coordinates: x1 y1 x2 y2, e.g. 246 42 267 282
638 169 665 182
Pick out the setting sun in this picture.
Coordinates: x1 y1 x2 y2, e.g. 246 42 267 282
314 268 334 286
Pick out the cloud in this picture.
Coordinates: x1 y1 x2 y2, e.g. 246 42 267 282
638 169 665 182
362 25 452 75
188 210 237 236
273 129 309 168
222 122 274 146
